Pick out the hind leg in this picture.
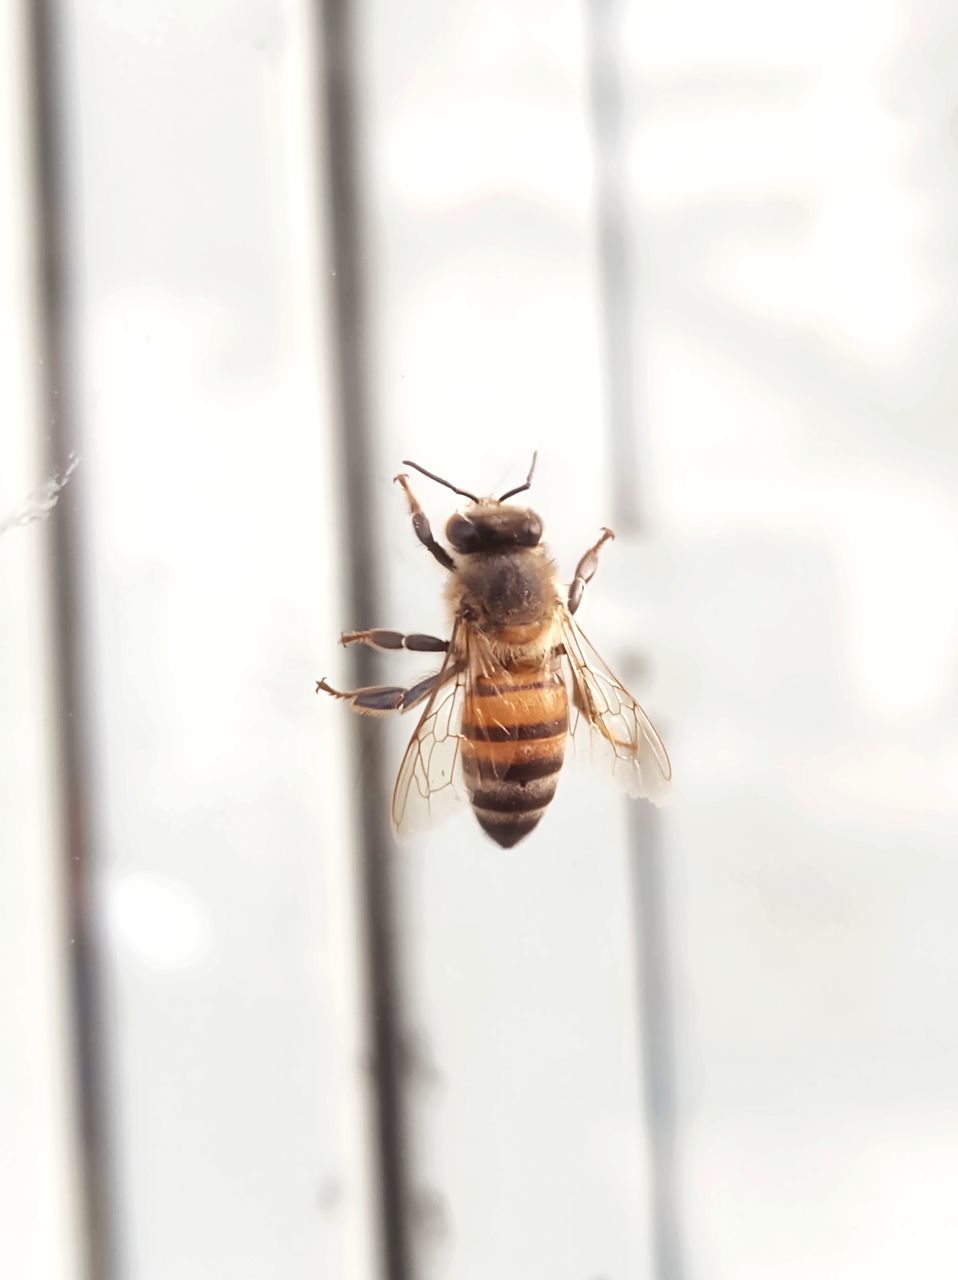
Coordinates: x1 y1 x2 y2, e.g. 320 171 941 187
316 674 434 714
316 662 460 714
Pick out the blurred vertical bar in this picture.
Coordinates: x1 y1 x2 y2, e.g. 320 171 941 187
316 4 412 1279
629 812 683 1280
585 3 684 1278
585 0 644 534
25 1 119 1277
0 1 81 1276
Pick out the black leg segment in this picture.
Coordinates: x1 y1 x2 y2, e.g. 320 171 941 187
394 473 455 571
316 666 453 715
340 629 449 653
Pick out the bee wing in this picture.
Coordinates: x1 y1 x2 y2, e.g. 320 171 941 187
390 628 470 839
556 607 672 804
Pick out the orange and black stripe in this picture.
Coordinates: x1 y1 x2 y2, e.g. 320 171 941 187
461 666 568 848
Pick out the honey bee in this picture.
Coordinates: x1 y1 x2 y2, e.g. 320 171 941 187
316 454 671 847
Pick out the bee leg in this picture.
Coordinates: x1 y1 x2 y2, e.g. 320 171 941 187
315 678 407 715
393 473 455 571
316 665 458 714
568 527 615 615
340 629 449 653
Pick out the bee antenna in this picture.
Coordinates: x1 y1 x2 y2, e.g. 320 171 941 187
401 459 480 504
498 450 538 502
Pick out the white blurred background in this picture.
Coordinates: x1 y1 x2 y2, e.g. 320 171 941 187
3 2 958 1279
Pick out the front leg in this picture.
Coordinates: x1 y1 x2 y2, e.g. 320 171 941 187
568 527 615 615
340 628 448 653
394 473 455 571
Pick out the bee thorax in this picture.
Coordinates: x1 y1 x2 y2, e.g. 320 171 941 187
452 549 558 633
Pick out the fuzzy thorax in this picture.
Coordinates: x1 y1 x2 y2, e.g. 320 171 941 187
446 545 561 667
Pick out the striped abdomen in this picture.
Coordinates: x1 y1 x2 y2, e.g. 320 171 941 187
460 665 568 848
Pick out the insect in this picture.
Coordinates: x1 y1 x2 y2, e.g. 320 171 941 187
316 454 671 847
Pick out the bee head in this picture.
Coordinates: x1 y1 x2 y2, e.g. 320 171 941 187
445 504 543 554
400 451 542 555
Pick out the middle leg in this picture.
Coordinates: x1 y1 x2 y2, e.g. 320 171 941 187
340 629 448 653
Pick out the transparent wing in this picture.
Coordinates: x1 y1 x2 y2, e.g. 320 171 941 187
556 607 672 804
390 631 470 839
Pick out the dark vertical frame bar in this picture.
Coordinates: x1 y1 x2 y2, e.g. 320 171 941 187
25 2 119 1278
584 3 685 1278
315 4 413 1279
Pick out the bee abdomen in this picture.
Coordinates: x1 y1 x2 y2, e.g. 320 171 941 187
471 771 560 848
461 667 567 848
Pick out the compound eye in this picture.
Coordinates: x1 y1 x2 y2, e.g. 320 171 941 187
520 514 543 545
446 514 480 552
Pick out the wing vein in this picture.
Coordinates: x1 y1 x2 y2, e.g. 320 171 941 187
556 607 672 803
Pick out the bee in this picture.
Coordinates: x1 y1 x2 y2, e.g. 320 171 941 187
316 454 671 847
